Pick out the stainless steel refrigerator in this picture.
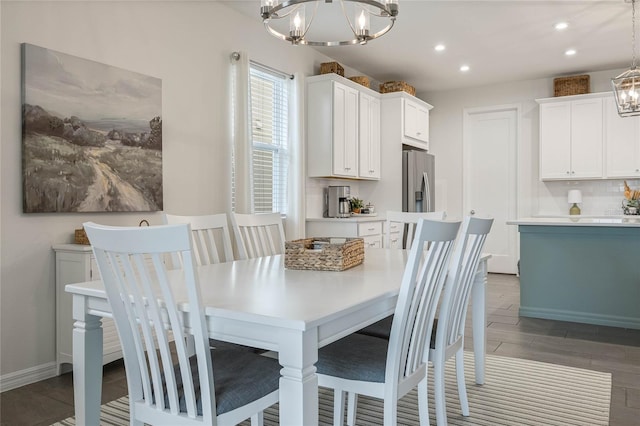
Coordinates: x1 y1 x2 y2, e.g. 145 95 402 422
402 150 435 212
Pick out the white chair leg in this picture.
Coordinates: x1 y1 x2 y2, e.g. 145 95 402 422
250 411 264 426
334 389 346 426
434 359 447 426
418 378 431 426
455 349 470 416
346 392 358 426
382 396 398 426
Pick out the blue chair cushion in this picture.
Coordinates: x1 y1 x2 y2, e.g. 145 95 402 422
357 315 438 348
167 348 280 416
317 333 389 383
356 315 393 339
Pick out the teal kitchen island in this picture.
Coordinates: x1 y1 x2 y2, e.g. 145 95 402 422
508 217 640 330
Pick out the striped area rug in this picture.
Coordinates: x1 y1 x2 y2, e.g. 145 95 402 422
53 353 611 426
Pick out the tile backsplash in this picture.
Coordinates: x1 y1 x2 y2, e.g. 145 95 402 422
536 179 640 216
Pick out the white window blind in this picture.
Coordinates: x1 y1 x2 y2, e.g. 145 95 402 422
249 63 289 214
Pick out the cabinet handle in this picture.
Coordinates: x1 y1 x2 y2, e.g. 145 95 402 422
391 238 398 243
566 171 570 175
367 227 375 231
636 169 639 172
571 171 575 174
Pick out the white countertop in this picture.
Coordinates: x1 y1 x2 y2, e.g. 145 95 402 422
507 216 640 227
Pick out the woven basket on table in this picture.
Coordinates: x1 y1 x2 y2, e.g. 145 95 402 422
284 237 364 271
553 75 590 97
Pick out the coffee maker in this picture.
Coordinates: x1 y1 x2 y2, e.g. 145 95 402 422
324 186 351 218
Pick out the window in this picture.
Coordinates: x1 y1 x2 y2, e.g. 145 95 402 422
249 63 289 214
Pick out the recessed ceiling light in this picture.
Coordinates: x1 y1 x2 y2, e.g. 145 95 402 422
434 44 446 52
565 49 577 56
555 22 569 31
460 65 470 72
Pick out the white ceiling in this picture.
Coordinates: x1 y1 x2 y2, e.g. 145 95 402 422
221 0 633 94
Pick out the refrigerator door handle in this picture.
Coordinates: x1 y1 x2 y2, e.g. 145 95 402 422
422 172 432 212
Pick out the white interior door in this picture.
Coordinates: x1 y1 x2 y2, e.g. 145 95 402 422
463 106 518 274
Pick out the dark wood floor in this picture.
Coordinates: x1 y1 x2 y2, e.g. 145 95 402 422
1 273 639 425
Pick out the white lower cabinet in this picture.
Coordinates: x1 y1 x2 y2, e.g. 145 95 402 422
53 244 122 375
385 221 403 249
306 219 383 248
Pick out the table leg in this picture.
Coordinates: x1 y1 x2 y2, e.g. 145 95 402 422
72 294 103 425
471 259 488 385
278 328 319 426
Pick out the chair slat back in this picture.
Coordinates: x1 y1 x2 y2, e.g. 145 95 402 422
163 213 234 266
385 211 447 249
231 212 286 259
385 219 460 383
83 222 215 424
438 216 493 348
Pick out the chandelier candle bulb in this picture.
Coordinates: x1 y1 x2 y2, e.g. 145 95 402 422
289 6 305 43
356 5 370 43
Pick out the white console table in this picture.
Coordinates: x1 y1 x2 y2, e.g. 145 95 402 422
53 244 122 375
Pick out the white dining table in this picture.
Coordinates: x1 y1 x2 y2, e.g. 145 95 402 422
66 248 490 426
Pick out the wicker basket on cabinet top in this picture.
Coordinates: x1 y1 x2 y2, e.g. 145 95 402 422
348 76 371 88
379 81 416 96
320 62 345 76
553 75 590 97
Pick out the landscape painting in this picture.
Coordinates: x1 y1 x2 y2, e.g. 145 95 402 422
21 43 163 213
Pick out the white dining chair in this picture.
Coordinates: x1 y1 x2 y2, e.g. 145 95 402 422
347 216 494 426
385 210 447 249
315 219 461 426
230 212 286 259
356 211 447 340
429 216 493 425
163 212 262 352
163 213 234 266
83 222 280 426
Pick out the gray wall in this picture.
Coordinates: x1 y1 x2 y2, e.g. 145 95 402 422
0 0 335 382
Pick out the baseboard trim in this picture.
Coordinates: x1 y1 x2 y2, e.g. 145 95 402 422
0 362 57 392
519 306 640 330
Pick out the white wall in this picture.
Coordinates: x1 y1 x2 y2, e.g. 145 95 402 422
423 68 630 220
0 0 338 383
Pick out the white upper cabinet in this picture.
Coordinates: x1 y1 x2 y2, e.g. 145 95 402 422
403 98 430 144
380 92 433 151
359 92 381 180
307 74 380 180
604 95 640 178
538 95 603 180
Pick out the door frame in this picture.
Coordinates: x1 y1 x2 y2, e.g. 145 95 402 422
462 103 522 274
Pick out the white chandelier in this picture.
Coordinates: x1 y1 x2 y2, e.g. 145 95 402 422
260 0 399 46
612 0 640 117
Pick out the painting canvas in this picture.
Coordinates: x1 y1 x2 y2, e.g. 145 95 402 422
21 43 163 213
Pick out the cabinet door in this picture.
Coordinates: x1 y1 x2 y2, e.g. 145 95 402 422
539 102 572 179
604 96 640 178
359 93 381 179
332 82 359 178
571 98 603 178
403 99 429 143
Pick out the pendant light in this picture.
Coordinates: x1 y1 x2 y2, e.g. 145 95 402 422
612 0 640 117
260 0 399 46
